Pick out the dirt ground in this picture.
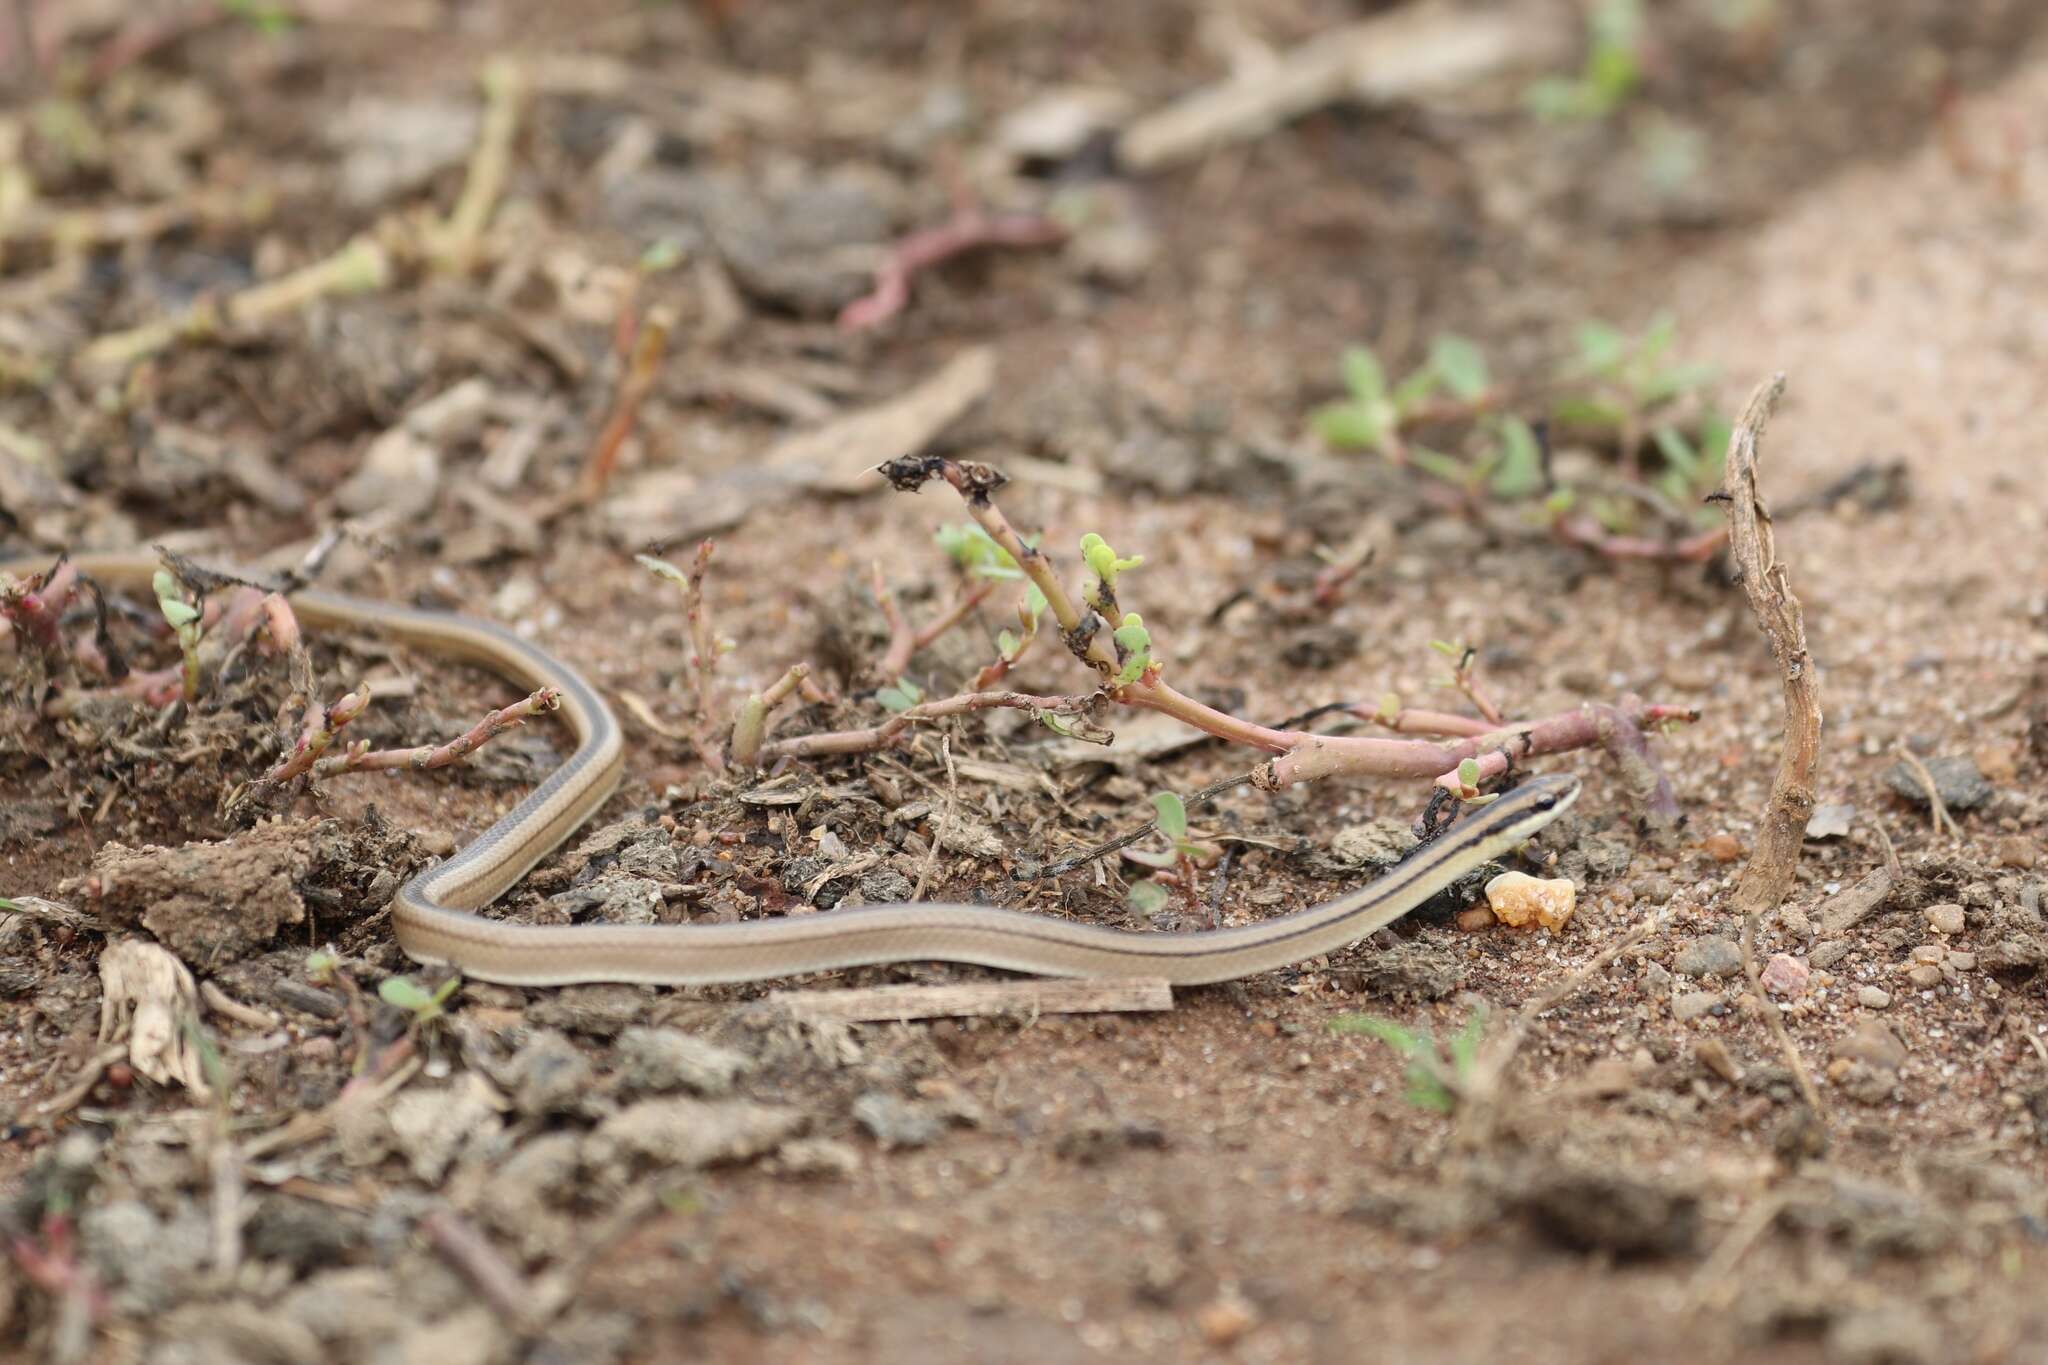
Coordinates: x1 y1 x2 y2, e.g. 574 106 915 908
4 1 2048 1362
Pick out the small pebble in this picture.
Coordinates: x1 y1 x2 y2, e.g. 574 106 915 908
1455 906 1498 932
1702 833 1743 863
1883 754 1993 810
1906 964 1942 989
1810 939 1853 968
1834 1020 1907 1071
1804 804 1856 839
1672 990 1722 1022
1483 872 1576 930
1996 836 2037 870
1759 954 1809 997
1856 986 1892 1010
1911 944 1946 965
1778 905 1813 938
1695 1039 1741 1083
1948 952 1976 971
1924 903 1966 935
1195 1293 1257 1346
1674 936 1743 978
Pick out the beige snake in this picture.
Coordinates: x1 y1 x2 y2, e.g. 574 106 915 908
8 553 1580 986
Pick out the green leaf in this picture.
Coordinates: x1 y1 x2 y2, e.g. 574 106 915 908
1552 396 1628 429
1080 533 1142 586
996 629 1021 659
638 238 685 273
1574 321 1628 375
160 599 200 628
1128 880 1170 915
1389 366 1440 414
1024 585 1048 618
1488 416 1546 499
431 977 462 1007
1697 413 1733 474
1408 447 1470 486
1637 361 1718 406
1404 1074 1457 1113
1312 401 1383 450
1456 757 1482 791
1329 1014 1423 1053
935 524 1023 579
1429 334 1491 402
877 679 924 713
304 949 337 978
1111 616 1153 686
378 976 436 1014
1428 639 1461 658
1152 791 1187 840
1340 346 1386 405
1124 847 1180 870
1448 1012 1486 1078
1650 424 1699 477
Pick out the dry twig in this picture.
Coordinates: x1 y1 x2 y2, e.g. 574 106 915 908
1715 373 1824 1118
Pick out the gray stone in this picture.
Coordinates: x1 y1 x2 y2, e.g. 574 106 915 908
1672 991 1722 1022
851 1091 944 1150
585 1097 803 1178
1329 819 1416 869
500 1029 595 1116
617 1026 753 1097
1810 939 1853 969
1924 903 1966 935
1673 936 1743 978
1856 986 1892 1009
1884 755 1992 810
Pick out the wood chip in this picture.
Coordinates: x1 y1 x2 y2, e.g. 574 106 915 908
1119 5 1554 173
603 347 995 545
767 977 1173 1023
761 345 995 492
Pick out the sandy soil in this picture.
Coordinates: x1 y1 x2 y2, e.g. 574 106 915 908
3 3 2047 1363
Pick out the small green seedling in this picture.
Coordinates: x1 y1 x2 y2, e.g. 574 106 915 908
1329 1010 1487 1113
1525 0 1644 122
1110 614 1153 687
876 677 925 713
1314 316 1725 546
152 569 203 704
1125 791 1222 916
378 973 462 1024
995 584 1049 664
1312 334 1496 465
935 523 1028 579
305 948 340 983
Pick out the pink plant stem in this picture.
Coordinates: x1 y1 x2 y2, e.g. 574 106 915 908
263 685 372 784
1554 514 1727 563
839 208 1067 332
926 462 1121 677
260 593 300 654
312 687 561 778
873 570 999 680
1360 706 1496 738
0 561 76 652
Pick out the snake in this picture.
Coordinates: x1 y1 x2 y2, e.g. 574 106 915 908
6 552 1581 987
